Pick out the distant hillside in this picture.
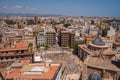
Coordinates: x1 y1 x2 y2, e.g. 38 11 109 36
0 13 63 17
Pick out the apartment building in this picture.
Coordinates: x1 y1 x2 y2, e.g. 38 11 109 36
36 32 46 46
59 30 75 48
46 29 56 46
113 31 120 49
3 59 63 80
0 40 33 68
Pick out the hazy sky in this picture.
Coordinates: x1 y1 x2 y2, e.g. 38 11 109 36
0 0 120 17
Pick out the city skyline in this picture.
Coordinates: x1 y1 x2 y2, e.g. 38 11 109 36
0 0 120 17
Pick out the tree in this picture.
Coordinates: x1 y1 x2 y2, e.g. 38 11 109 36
5 20 16 25
44 45 49 50
60 20 65 24
33 32 38 37
38 21 40 24
27 19 35 25
23 22 26 24
72 42 79 55
36 43 40 49
63 23 71 28
28 43 33 53
28 43 33 47
62 44 68 47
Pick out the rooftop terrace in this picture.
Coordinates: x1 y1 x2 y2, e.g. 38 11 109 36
5 59 60 80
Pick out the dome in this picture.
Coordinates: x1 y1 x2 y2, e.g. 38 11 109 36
88 73 102 80
92 37 105 46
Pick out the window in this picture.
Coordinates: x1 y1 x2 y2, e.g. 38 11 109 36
11 57 14 59
1 62 3 64
0 58 3 60
21 56 24 58
21 50 24 53
16 50 18 53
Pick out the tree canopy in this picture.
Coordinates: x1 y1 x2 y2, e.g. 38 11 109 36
72 42 78 55
5 20 16 25
44 45 49 50
63 23 71 28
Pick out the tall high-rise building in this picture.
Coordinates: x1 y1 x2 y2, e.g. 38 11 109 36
112 21 118 29
34 16 38 24
59 31 70 47
36 32 46 46
46 30 56 46
69 32 75 48
102 28 107 37
59 30 75 48
0 40 33 68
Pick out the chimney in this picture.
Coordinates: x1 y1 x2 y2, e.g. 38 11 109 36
46 61 51 68
8 68 13 74
11 41 16 48
44 60 52 72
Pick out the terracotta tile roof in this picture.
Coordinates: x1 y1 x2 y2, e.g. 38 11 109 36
6 59 60 79
19 59 31 65
103 48 117 55
0 40 28 52
84 56 120 72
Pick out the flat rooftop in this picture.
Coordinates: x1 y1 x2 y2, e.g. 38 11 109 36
0 40 28 52
5 59 60 80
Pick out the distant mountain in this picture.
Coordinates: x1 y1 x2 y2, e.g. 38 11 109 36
0 13 63 17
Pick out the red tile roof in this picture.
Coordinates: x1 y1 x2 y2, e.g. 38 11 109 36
6 59 60 79
84 56 120 72
0 40 28 52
